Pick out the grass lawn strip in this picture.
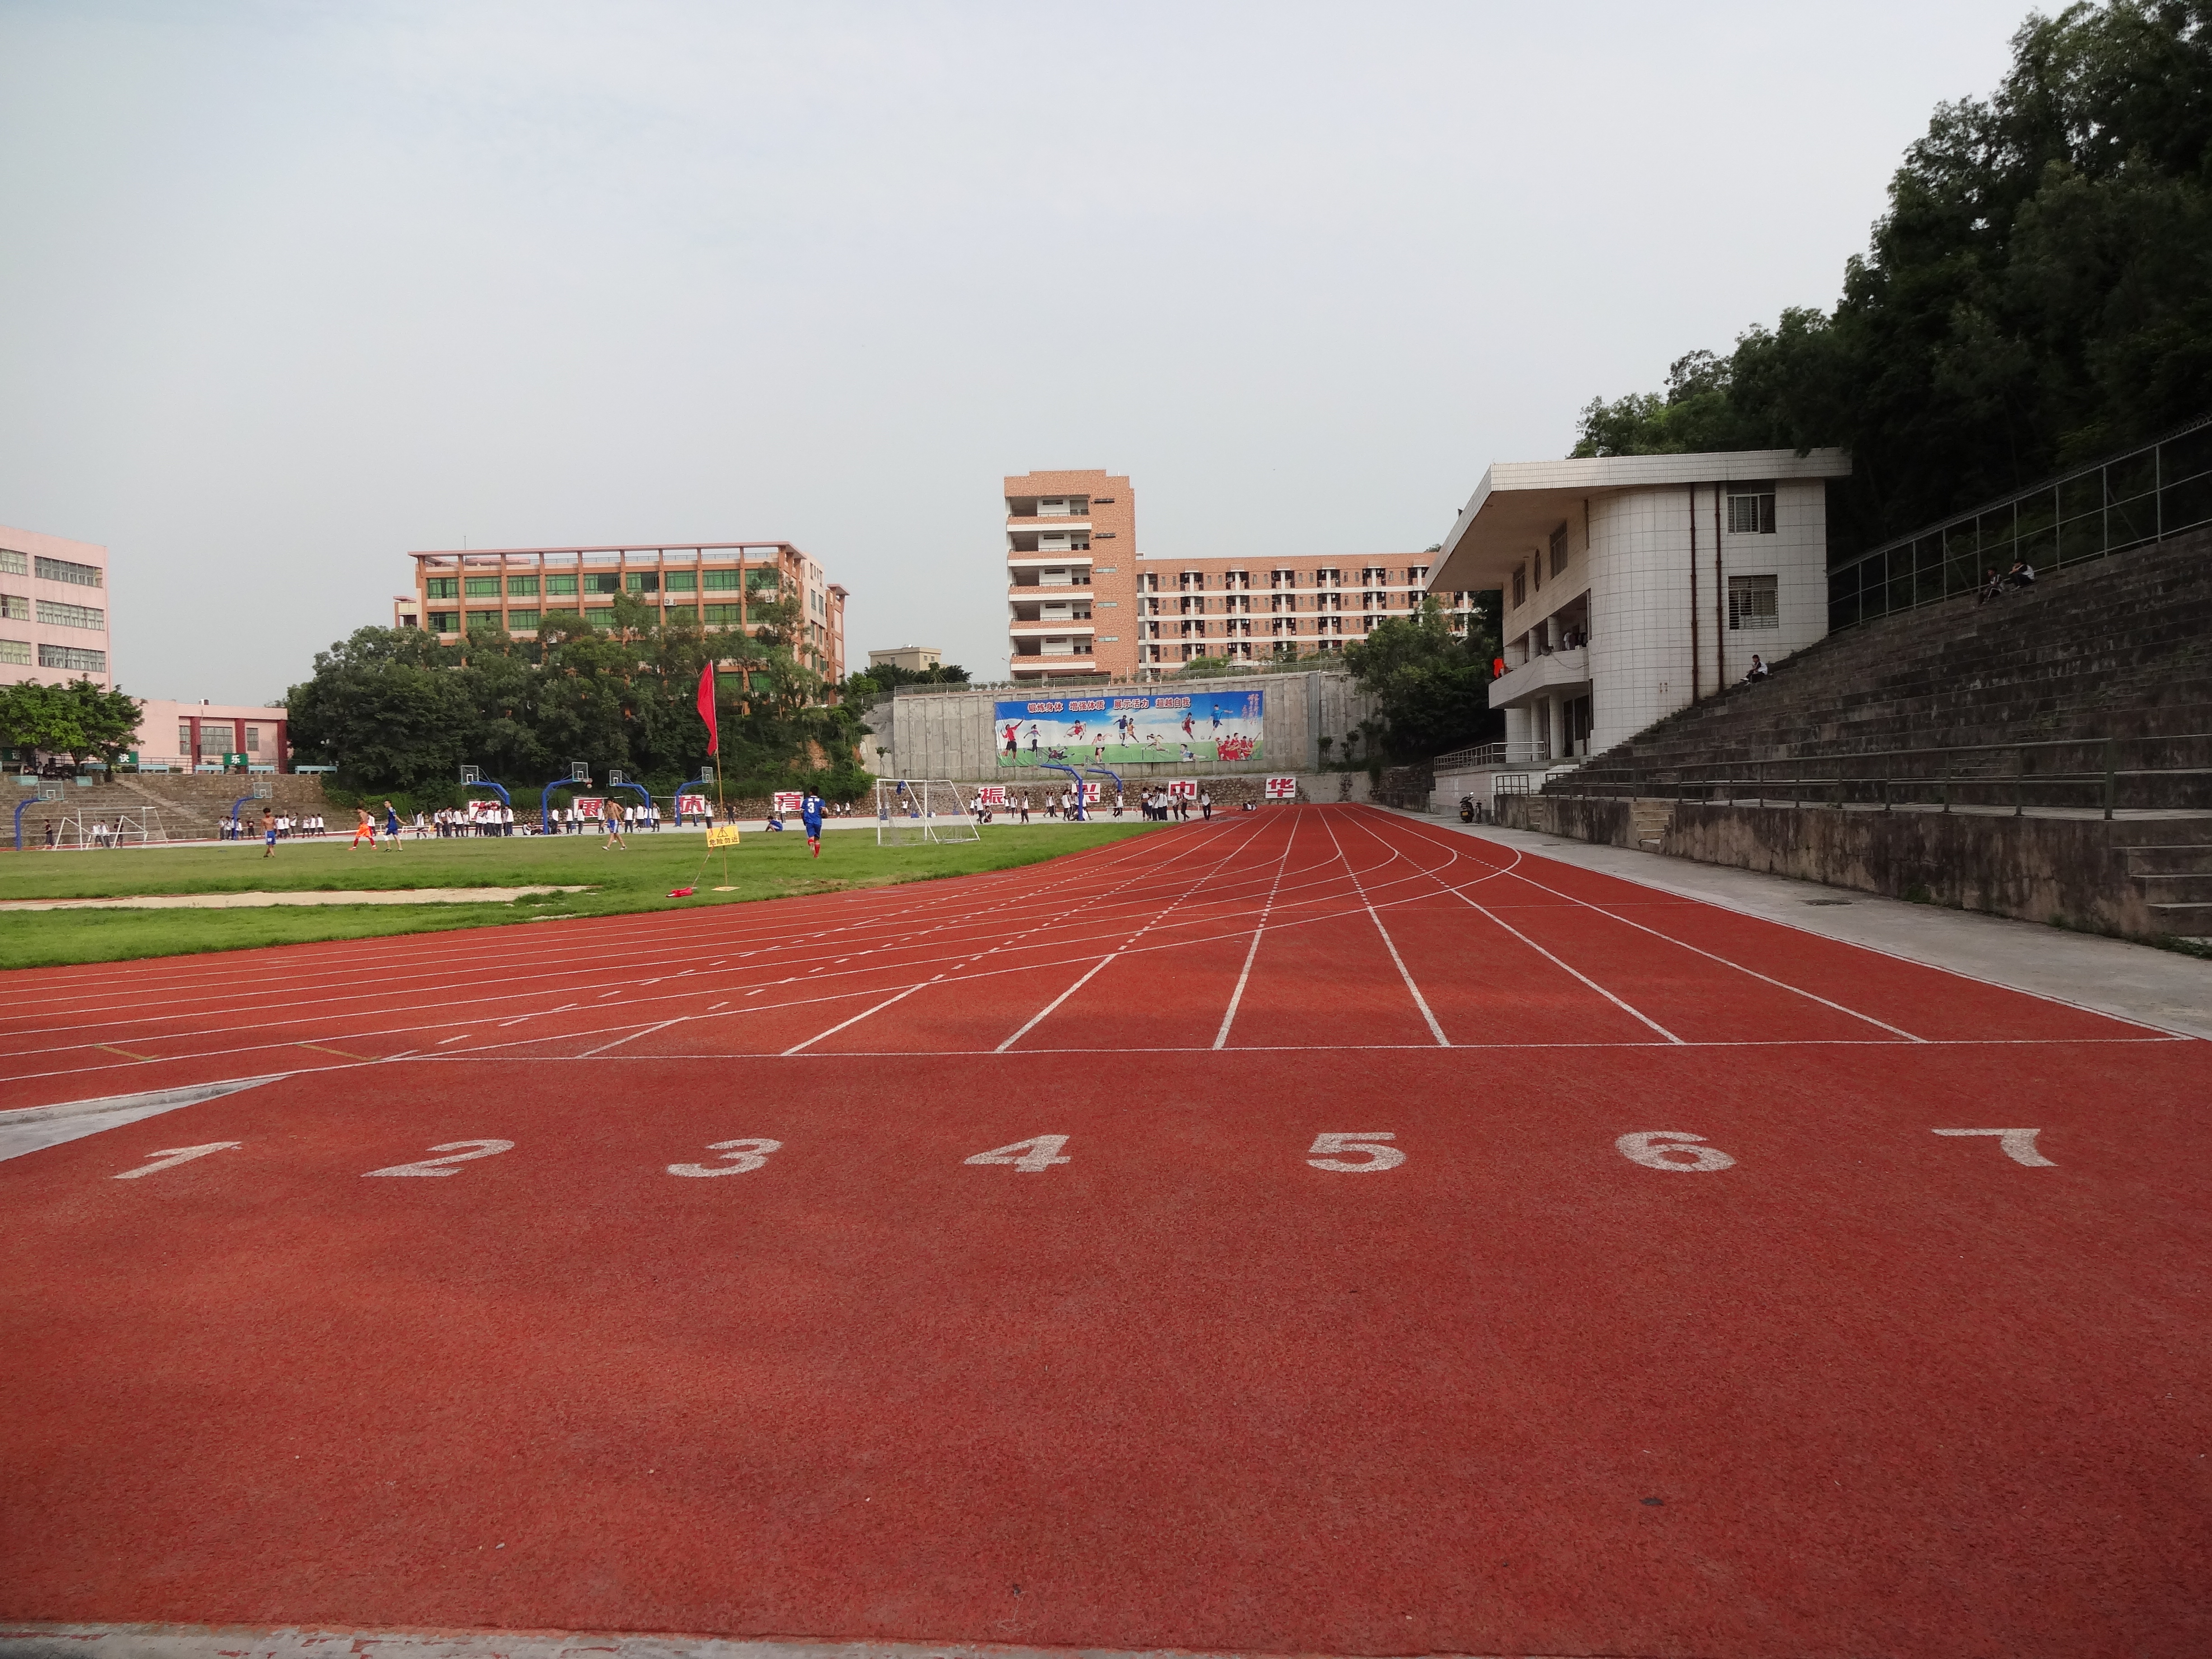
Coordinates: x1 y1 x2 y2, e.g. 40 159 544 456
0 825 1152 969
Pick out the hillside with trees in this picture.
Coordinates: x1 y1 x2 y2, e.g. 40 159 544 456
1573 1 2212 552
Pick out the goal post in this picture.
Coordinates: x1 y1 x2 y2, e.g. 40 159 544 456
876 778 981 846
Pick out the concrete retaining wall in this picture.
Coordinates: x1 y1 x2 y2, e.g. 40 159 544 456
1497 792 2179 937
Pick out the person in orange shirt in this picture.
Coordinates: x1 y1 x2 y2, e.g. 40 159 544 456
351 808 376 848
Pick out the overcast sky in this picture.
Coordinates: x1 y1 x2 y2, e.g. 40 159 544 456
0 0 2037 701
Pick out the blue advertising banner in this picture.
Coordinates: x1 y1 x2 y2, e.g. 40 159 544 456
993 691 1264 767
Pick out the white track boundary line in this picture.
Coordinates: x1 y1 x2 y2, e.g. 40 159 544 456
1214 811 1305 1050
1318 811 1449 1046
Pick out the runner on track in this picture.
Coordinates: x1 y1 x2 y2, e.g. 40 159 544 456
351 808 376 849
802 791 825 858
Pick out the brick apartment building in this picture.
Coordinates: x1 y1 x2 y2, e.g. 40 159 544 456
395 541 846 683
1004 470 1482 683
0 522 111 689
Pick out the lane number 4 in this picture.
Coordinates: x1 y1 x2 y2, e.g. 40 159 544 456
1308 1132 1405 1172
965 1135 1071 1173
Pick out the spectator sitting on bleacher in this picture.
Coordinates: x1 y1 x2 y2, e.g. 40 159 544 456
2003 558 2037 591
1977 566 2006 605
1744 655 1769 683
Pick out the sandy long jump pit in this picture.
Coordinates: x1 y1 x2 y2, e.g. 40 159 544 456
0 807 2205 1659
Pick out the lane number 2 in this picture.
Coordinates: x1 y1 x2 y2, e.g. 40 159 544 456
362 1139 516 1177
1933 1127 2054 1167
1308 1132 1405 1172
965 1135 1071 1173
113 1143 240 1180
669 1138 783 1177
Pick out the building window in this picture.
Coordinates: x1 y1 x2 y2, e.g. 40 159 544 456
1512 567 1526 609
33 555 101 587
37 643 106 672
625 572 660 593
428 611 458 633
507 609 541 631
0 595 24 621
586 572 622 594
245 727 259 753
37 599 105 630
0 638 29 666
703 604 745 625
507 576 539 596
1728 486 1777 534
0 549 23 576
177 722 192 753
701 569 740 591
1728 574 1779 630
545 573 579 595
467 609 501 631
425 577 459 599
464 576 500 597
1549 524 1568 579
664 571 697 592
585 607 617 628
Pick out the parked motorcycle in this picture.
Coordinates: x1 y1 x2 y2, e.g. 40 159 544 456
1458 794 1476 823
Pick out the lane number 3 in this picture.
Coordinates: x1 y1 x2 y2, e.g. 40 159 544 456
669 1139 783 1177
1308 1132 1405 1172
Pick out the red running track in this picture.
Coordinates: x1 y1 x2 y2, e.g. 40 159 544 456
2 806 2207 1657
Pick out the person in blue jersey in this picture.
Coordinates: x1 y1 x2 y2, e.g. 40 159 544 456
801 790 826 858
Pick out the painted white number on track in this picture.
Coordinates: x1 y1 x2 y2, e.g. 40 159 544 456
668 1138 783 1177
1932 1128 2054 1167
113 1143 240 1180
964 1135 1071 1173
1307 1132 1405 1172
1616 1131 1736 1173
362 1139 516 1177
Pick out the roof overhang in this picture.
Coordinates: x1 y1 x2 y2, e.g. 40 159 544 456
1427 448 1851 594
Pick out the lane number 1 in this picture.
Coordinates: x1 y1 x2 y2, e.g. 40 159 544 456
113 1143 240 1180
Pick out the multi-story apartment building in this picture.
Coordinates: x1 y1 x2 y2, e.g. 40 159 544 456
0 522 112 689
1003 470 1481 682
396 541 846 683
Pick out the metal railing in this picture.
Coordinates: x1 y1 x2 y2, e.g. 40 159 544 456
1829 412 2212 630
1432 742 1506 770
1546 734 2212 820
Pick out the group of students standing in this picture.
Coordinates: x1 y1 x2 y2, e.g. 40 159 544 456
219 812 327 840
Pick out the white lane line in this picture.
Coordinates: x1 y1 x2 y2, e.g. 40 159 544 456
579 1020 677 1058
1318 811 1448 1046
995 955 1120 1054
781 984 928 1056
1214 811 1304 1050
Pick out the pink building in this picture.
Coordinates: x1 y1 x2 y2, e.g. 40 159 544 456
0 523 111 689
131 698 291 773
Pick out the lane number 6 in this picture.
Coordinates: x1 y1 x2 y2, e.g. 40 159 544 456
1307 1132 1405 1172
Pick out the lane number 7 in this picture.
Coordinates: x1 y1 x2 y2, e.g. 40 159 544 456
1307 1132 1405 1172
1932 1128 2054 1167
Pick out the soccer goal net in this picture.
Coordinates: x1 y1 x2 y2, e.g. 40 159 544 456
876 778 981 846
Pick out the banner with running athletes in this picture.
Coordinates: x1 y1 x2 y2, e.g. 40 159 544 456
993 690 1264 768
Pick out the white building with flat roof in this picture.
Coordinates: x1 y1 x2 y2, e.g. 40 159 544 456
0 523 111 689
1426 449 1851 765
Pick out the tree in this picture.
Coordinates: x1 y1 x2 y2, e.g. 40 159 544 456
1570 1 2212 549
1343 598 1501 760
0 677 142 765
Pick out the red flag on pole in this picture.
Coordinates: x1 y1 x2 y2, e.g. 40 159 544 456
696 663 718 754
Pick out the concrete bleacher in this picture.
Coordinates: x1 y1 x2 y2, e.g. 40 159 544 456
1508 529 2212 942
7 770 336 846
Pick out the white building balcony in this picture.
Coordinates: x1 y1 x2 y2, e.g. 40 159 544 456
1010 654 1098 675
1006 517 1093 532
1008 582 1093 599
1009 619 1096 636
1487 645 1590 710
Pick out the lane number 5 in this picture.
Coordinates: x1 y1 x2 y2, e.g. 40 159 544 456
1308 1132 1405 1172
1933 1128 2054 1167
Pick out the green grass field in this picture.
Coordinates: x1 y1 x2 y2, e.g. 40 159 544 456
0 824 1151 970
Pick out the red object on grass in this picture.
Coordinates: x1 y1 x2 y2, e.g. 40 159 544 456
668 886 696 898
695 663 717 754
